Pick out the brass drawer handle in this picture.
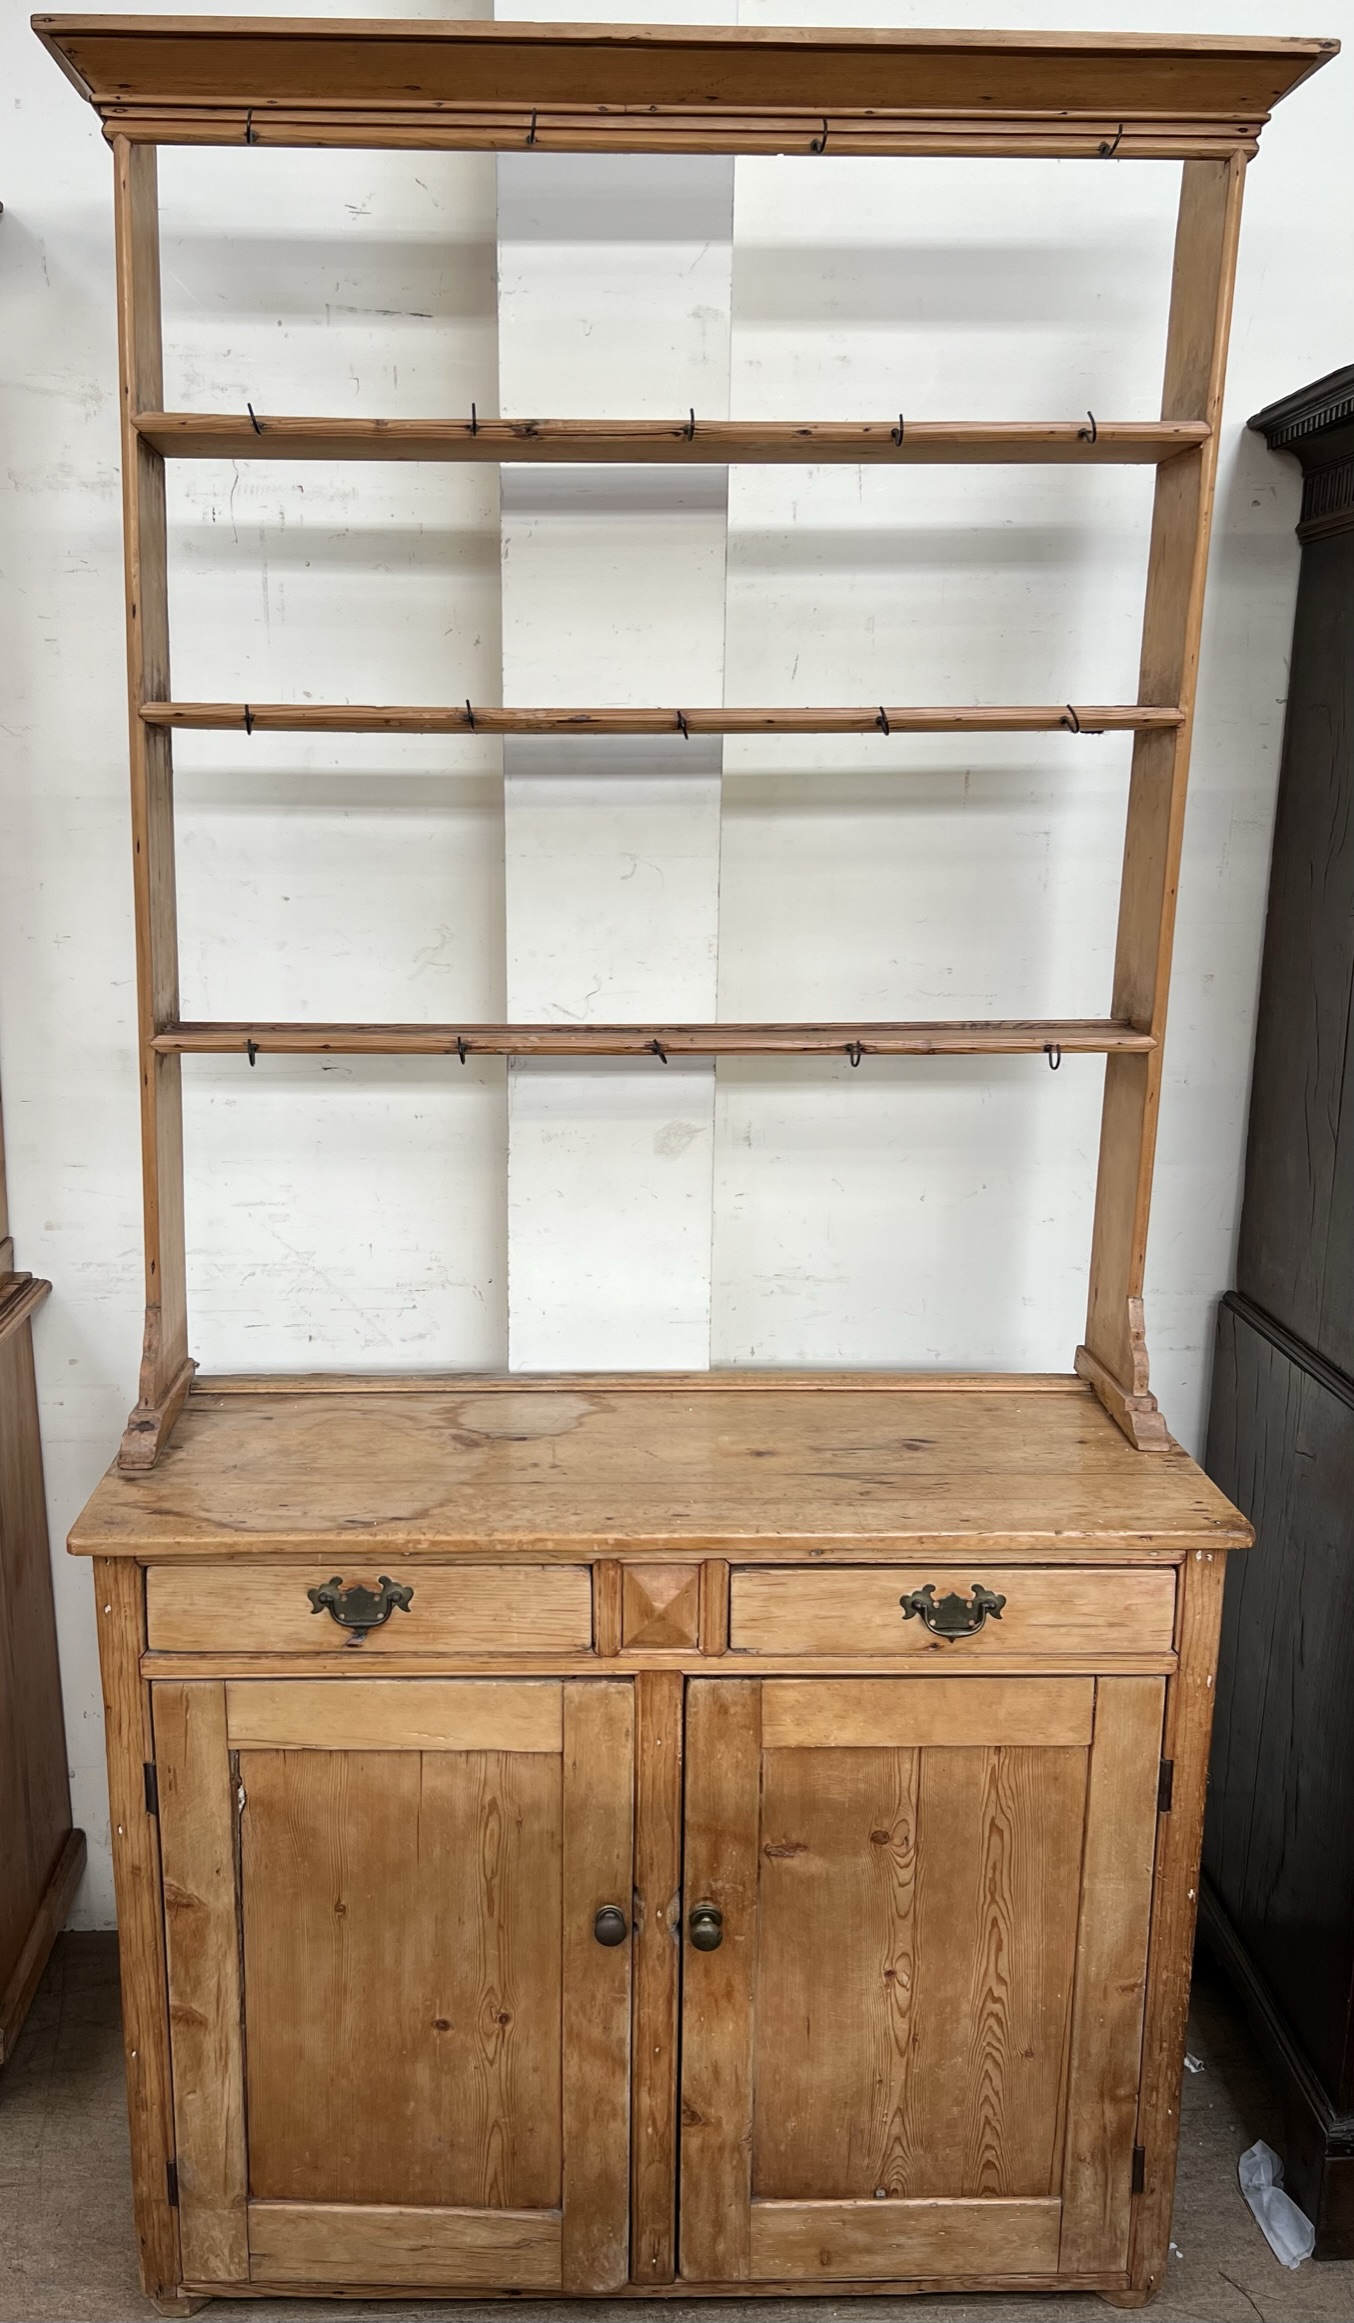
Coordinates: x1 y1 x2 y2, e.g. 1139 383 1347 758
593 1905 629 1947
900 1582 1006 1639
307 1574 414 1643
688 1903 724 1952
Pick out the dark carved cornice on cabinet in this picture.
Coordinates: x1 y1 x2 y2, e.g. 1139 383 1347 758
1251 363 1354 539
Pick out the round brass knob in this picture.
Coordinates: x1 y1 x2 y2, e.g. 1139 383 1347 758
593 1905 628 1947
688 1903 723 1952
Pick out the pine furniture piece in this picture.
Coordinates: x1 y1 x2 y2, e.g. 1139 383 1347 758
1202 365 1354 2260
0 1088 85 2064
34 14 1335 2314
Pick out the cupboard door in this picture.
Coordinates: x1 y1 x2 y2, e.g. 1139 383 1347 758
154 1678 634 2294
679 1675 1162 2285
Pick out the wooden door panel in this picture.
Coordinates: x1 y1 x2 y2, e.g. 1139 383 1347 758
1059 1676 1165 2271
240 1745 563 2208
754 1743 1086 2201
680 1675 1162 2285
154 1681 248 2284
227 1676 563 1752
748 2195 1062 2279
248 2200 562 2289
560 1680 634 2292
155 1676 632 2294
678 1679 761 2281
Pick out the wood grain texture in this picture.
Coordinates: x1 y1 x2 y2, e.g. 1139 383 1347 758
0 1314 77 2045
70 1385 1250 1561
135 412 1212 466
34 20 1336 155
747 2196 1062 2279
1084 154 1246 1412
153 1017 1154 1060
241 1737 562 2209
621 1566 701 1651
110 136 192 1455
733 1568 1175 1663
699 1560 730 1656
143 701 1181 739
680 1681 762 2281
593 1561 622 1658
753 1741 921 2201
760 1677 1094 1751
224 1677 563 1752
94 1558 183 2302
153 1682 248 2284
248 2202 561 2289
1058 1679 1165 2272
561 1681 634 2292
1125 1548 1227 2299
147 1562 592 1655
900 1747 1085 2201
631 1672 683 2285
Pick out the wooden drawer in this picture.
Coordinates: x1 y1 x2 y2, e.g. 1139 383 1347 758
728 1563 1176 1661
144 1562 594 1657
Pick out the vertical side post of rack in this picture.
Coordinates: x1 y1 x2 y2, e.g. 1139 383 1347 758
112 137 194 1471
1079 153 1247 1450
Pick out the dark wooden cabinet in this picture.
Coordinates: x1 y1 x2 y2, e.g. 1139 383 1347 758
0 1093 85 2063
1203 364 1354 2258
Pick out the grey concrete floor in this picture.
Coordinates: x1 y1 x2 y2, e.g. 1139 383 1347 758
1 1937 1351 2323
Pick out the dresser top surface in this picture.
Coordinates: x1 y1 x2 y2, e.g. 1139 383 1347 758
69 1375 1249 1560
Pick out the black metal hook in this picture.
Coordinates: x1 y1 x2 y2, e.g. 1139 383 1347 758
1098 122 1124 157
526 109 538 146
811 117 830 152
1045 1042 1062 1071
456 1036 467 1065
464 700 476 732
246 1039 258 1068
676 710 689 740
246 402 263 436
243 705 254 736
685 409 696 442
846 1040 863 1068
470 402 478 437
876 707 891 736
891 415 905 446
1078 410 1098 445
651 1039 668 1064
244 108 257 146
1061 704 1081 734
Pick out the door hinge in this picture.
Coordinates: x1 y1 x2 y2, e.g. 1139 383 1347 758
144 1762 159 1817
1131 2144 1146 2195
166 2159 179 2208
1157 1758 1174 1813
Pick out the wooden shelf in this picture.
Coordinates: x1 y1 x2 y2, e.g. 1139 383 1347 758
151 1019 1156 1060
34 17 1338 1476
144 702 1182 739
34 17 1336 157
135 413 1211 467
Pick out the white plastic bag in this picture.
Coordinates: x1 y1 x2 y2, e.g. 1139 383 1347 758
1238 2139 1315 2269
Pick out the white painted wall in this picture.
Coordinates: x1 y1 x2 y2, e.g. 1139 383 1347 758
1 0 1350 1926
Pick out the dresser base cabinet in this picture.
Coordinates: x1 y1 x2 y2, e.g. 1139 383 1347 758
72 1380 1247 2312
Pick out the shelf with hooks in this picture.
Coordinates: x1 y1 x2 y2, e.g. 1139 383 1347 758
136 413 1211 465
152 1018 1155 1061
27 11 1339 1471
145 702 1182 740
